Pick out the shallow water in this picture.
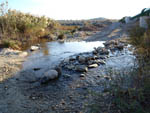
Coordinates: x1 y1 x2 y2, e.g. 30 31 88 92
106 45 136 69
23 41 105 70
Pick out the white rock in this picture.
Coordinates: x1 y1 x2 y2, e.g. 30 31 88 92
88 64 99 68
30 46 39 51
19 52 28 57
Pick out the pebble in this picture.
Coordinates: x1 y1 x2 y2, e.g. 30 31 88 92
80 74 85 77
64 74 71 78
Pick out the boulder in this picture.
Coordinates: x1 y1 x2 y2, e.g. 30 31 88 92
30 46 40 51
40 70 58 84
75 65 88 72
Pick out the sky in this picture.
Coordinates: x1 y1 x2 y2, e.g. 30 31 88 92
2 0 150 20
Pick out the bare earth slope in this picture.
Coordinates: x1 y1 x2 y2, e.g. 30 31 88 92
85 22 128 41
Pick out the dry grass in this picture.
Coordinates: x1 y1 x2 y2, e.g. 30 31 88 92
0 1 60 49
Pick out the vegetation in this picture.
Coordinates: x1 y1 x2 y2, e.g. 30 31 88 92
88 67 150 113
129 23 150 57
0 1 60 49
88 19 150 113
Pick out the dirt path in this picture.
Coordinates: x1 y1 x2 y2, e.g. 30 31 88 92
0 22 130 113
85 22 129 41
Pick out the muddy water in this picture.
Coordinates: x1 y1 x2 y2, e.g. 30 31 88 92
23 41 105 70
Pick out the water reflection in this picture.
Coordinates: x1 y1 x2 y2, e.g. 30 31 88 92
23 41 105 70
41 42 49 56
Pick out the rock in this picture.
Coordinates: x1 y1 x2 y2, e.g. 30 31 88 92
0 48 21 56
63 58 70 64
104 75 111 80
69 57 76 61
41 34 55 40
96 60 106 65
87 60 94 65
55 66 62 76
80 74 85 77
73 32 84 37
66 34 73 38
93 50 98 55
88 64 99 68
63 74 71 78
19 52 28 57
97 55 107 59
40 70 58 84
77 56 86 63
94 47 109 55
116 44 124 50
75 65 88 72
104 40 118 47
30 46 39 51
33 68 41 71
66 65 75 70
86 56 94 60
99 48 109 55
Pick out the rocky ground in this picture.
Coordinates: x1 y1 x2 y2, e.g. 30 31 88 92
0 22 134 113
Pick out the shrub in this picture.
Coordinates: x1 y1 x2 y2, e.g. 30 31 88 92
88 67 150 113
129 21 150 57
57 33 66 40
0 1 60 49
1 39 20 49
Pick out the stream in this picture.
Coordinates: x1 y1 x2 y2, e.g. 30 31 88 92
23 41 105 70
23 41 136 71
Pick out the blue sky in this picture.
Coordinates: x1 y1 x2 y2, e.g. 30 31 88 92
2 0 150 20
